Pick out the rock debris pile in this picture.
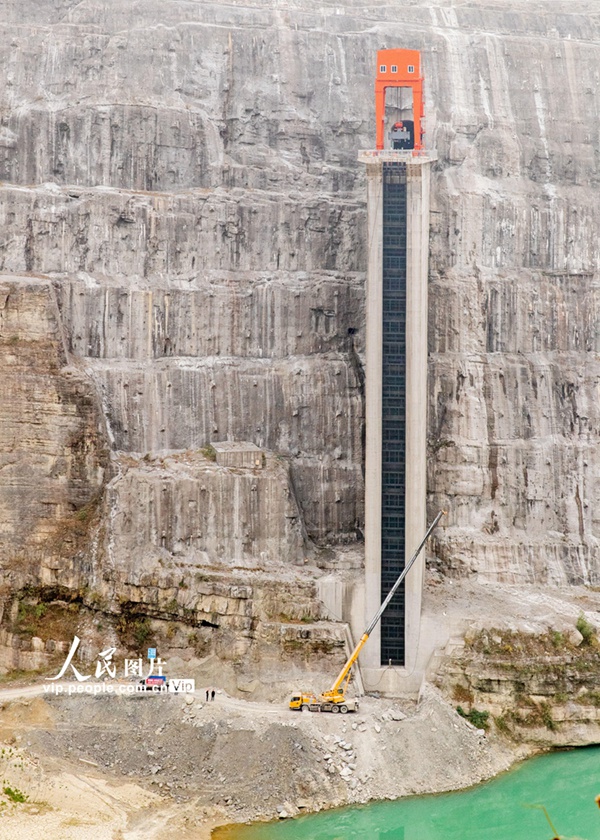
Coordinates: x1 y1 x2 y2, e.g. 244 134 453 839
1 686 516 836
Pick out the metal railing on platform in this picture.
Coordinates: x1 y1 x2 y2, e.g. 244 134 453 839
358 149 437 163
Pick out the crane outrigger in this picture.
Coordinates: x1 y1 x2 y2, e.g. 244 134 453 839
289 510 446 713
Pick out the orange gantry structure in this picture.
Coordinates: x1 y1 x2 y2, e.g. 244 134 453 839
375 48 424 151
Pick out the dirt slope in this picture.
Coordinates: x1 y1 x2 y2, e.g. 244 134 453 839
0 684 520 838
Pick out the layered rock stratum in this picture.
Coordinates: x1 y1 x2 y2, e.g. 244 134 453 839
1 0 599 683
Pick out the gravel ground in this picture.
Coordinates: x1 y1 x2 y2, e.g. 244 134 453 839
3 577 598 837
0 683 520 838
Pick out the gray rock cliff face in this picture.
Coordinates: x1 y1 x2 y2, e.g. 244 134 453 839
1 0 599 672
426 3 600 584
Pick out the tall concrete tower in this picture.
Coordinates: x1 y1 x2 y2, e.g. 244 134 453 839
359 49 436 694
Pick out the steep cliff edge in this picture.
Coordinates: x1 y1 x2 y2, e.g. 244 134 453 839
1 0 600 687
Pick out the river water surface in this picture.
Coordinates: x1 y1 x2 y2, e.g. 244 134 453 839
213 745 600 840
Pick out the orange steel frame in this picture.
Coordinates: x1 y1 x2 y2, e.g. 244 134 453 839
375 48 424 151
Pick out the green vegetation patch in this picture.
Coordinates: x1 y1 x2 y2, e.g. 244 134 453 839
2 785 28 803
116 611 155 652
451 622 600 739
0 668 44 685
201 444 217 462
498 699 558 733
576 613 595 645
456 706 490 731
467 626 599 660
9 597 81 642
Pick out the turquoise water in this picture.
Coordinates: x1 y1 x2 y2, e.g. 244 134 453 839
214 746 600 840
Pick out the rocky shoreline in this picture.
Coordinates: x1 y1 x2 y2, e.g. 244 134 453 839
0 684 528 839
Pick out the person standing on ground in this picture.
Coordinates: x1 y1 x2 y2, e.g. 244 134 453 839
211 689 215 701
206 688 209 702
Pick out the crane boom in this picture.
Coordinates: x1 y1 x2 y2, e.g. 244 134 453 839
323 510 445 700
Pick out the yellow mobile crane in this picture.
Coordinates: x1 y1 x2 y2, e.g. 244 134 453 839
289 511 446 714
